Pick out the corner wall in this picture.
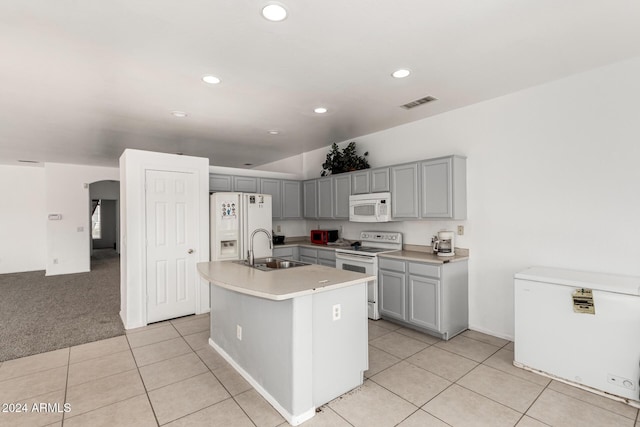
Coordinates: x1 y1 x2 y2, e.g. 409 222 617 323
45 163 119 275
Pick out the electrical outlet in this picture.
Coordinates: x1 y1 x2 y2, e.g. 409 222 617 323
457 225 464 235
53 258 59 264
332 304 341 321
236 325 242 340
276 225 281 232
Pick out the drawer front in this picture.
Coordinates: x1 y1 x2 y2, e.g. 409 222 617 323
318 258 336 267
408 262 441 278
300 255 317 265
379 258 406 273
273 247 294 258
299 247 317 258
317 249 336 261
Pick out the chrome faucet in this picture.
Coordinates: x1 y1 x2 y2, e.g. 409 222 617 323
248 228 272 266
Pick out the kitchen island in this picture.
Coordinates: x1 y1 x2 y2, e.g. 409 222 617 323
197 260 375 426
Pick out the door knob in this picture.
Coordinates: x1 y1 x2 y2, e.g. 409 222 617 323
188 249 194 254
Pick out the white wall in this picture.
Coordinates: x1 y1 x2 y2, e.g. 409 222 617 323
259 57 640 340
45 163 119 275
257 154 304 178
0 165 46 274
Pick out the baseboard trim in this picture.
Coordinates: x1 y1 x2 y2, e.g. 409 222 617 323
468 324 513 342
208 338 315 426
120 311 146 330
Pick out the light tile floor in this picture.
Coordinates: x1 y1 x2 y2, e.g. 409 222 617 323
0 314 638 426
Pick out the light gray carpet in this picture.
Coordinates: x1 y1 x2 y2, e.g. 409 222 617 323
0 249 124 362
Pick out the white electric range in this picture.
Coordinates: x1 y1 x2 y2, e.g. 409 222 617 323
335 231 403 320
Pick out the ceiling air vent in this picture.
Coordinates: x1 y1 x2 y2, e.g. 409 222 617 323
401 95 438 110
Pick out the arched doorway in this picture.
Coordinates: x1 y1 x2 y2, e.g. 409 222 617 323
89 180 120 268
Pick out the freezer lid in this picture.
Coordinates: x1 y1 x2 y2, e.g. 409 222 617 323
515 266 640 296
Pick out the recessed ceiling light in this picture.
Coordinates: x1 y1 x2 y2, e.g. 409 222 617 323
392 69 411 79
202 75 221 84
262 3 287 22
314 107 328 114
268 130 280 135
171 111 188 118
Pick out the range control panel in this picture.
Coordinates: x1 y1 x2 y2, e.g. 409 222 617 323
360 231 403 245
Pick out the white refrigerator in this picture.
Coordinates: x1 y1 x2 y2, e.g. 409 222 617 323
514 266 640 406
210 192 272 262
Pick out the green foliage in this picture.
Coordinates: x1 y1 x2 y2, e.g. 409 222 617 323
321 142 370 176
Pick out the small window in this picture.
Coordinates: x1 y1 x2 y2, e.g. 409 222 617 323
92 200 101 239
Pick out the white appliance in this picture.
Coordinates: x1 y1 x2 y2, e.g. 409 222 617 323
210 192 272 262
335 231 403 320
433 230 455 257
514 267 640 407
349 192 392 223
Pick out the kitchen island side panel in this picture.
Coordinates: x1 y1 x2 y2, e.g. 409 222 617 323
312 283 368 406
210 285 311 414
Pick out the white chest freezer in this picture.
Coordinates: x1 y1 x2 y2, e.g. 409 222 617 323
514 266 640 407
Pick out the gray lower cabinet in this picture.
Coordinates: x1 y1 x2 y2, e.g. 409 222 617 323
390 163 420 219
378 257 468 340
303 180 318 219
317 177 333 219
209 174 233 192
379 268 406 321
298 246 336 267
273 246 299 261
299 247 317 264
333 174 351 219
370 167 390 193
260 178 282 218
317 248 336 267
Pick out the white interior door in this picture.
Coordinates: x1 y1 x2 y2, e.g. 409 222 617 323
146 169 197 323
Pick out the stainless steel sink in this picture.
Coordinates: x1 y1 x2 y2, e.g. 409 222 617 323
233 257 309 271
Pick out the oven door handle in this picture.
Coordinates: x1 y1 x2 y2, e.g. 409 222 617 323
335 253 376 263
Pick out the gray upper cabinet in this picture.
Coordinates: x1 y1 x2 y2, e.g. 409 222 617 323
317 177 333 219
390 163 420 219
209 174 233 192
351 170 370 195
260 178 282 218
370 167 390 193
209 153 465 221
282 180 302 219
233 176 258 193
420 156 466 220
333 174 351 219
303 180 318 219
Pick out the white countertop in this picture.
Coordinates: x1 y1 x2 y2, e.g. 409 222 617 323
197 261 375 301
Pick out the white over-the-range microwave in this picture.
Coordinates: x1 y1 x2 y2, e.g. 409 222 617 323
349 192 392 222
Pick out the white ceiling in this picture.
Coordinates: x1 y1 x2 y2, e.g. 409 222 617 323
1 1 640 168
